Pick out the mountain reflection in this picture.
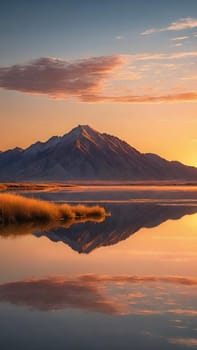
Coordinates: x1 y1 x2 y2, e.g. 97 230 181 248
34 203 197 253
0 216 105 238
0 202 196 254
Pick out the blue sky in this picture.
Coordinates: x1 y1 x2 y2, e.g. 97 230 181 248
0 0 197 166
1 0 197 63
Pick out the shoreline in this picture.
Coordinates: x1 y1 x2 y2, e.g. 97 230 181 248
0 181 197 193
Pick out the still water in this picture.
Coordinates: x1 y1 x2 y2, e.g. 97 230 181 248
0 186 197 349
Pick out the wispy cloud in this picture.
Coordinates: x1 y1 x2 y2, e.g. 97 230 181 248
115 35 124 40
81 91 197 103
0 56 122 99
171 36 189 41
141 17 197 35
129 51 197 61
173 43 183 47
181 75 197 81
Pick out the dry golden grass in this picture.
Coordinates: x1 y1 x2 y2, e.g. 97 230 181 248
0 193 108 225
59 203 106 220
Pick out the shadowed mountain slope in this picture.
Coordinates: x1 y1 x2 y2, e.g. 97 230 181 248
0 125 197 181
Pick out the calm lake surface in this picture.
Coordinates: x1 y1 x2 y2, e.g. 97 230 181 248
0 186 197 349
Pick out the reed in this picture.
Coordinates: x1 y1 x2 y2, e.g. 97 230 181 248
0 193 108 225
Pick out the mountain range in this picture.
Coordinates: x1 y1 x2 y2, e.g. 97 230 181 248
0 125 197 181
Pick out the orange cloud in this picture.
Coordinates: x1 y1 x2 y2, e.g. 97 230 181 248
181 75 197 81
0 56 122 98
80 91 197 103
1 54 196 103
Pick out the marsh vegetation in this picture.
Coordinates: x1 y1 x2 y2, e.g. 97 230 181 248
0 193 107 226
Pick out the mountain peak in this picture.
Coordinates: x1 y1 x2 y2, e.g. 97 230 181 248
78 124 93 131
63 124 100 143
70 124 97 135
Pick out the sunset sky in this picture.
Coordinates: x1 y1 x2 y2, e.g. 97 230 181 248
0 0 197 166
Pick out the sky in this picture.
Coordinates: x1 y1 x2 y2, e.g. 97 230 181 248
0 0 197 166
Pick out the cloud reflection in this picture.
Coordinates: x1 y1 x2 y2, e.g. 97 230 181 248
168 338 197 347
0 275 122 314
0 274 196 316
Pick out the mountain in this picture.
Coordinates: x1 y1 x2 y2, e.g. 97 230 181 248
34 203 197 254
0 125 197 181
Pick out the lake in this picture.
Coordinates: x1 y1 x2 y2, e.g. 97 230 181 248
0 186 197 349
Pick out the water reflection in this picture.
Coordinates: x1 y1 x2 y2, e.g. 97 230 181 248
0 202 196 255
0 192 196 350
0 274 196 314
34 203 197 253
0 216 105 238
0 273 196 349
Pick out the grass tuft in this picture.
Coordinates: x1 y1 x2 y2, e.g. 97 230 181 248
0 193 108 225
